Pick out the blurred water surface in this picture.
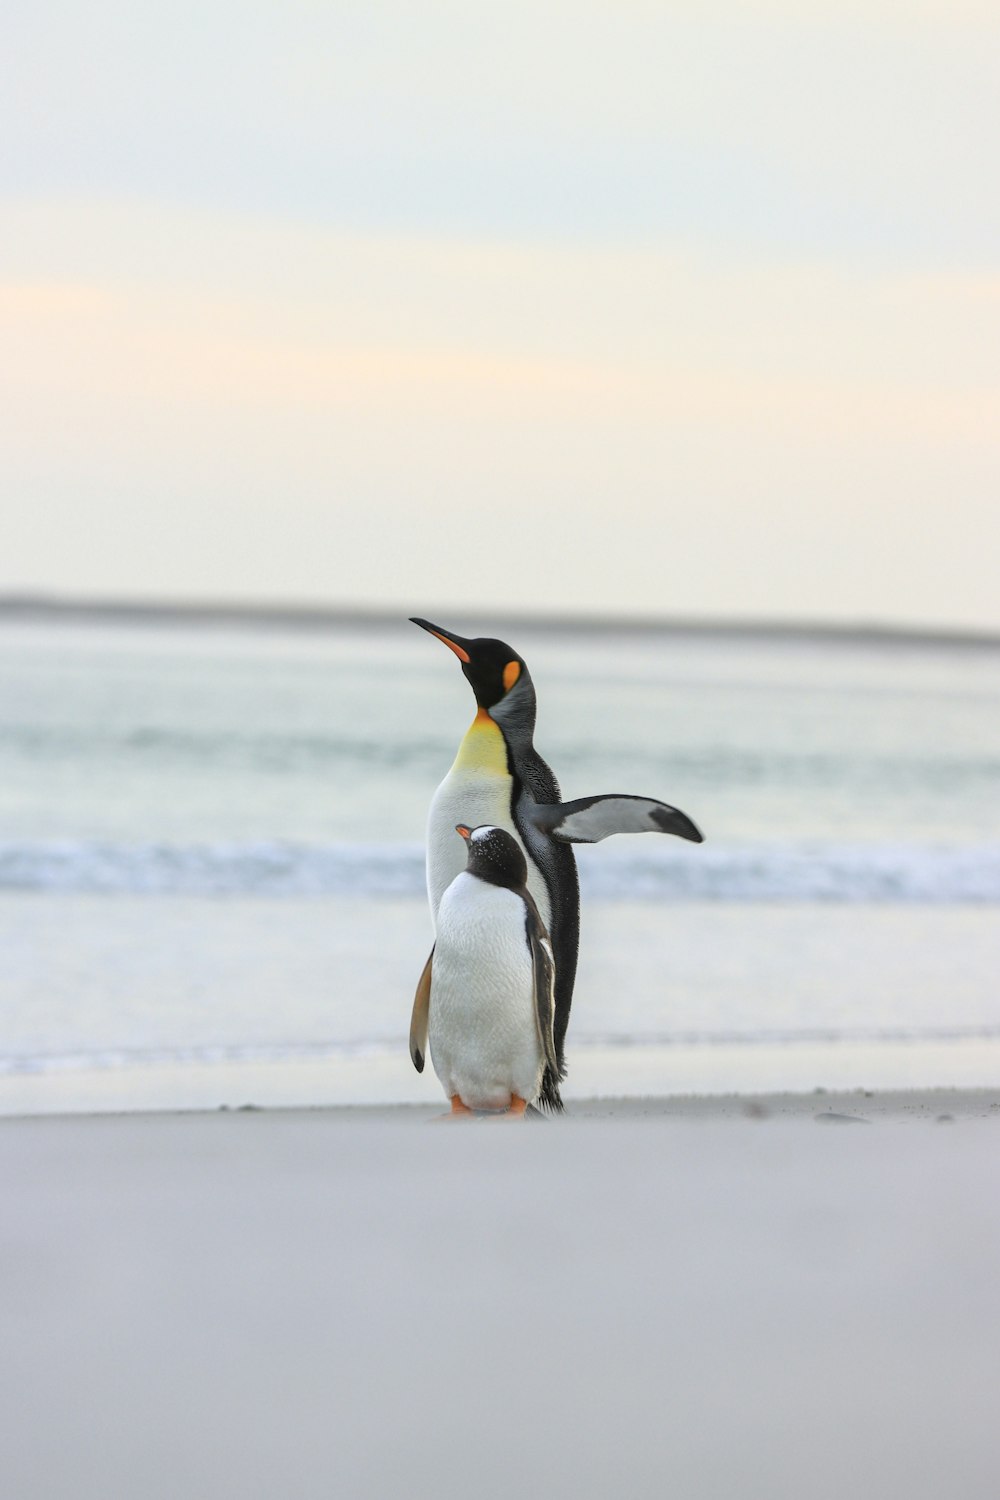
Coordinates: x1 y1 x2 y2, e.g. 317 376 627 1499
1 614 998 1110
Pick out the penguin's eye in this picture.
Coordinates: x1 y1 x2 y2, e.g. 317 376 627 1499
502 661 521 693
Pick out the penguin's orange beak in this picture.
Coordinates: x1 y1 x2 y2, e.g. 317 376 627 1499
456 824 472 841
410 618 471 664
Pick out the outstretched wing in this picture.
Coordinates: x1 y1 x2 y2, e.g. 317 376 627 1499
524 898 559 1078
409 947 434 1072
531 794 703 846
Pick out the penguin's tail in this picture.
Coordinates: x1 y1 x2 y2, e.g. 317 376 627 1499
535 1063 565 1115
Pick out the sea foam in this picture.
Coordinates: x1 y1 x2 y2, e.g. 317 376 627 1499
1 839 998 902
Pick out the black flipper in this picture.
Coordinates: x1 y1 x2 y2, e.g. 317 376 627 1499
531 794 703 846
409 947 434 1072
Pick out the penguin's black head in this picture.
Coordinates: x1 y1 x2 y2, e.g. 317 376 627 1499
410 618 530 713
456 823 528 890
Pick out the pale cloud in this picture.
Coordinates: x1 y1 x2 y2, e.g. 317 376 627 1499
3 200 996 421
2 198 996 628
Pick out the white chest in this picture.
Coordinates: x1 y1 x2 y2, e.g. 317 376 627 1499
427 767 515 910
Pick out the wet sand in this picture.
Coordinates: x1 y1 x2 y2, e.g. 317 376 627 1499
2 1091 999 1499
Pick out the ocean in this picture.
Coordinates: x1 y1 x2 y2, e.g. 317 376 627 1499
2 609 998 1113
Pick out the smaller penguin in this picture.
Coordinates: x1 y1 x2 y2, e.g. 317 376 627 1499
410 824 560 1118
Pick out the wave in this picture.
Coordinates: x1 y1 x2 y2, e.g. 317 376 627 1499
5 1023 1000 1077
4 723 997 789
1 839 999 902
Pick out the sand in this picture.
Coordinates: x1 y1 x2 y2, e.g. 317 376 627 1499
2 1090 999 1499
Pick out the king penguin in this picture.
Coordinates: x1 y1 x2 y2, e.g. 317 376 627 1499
410 617 703 1111
410 824 559 1118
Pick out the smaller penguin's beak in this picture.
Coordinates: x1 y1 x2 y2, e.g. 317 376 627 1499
455 824 472 841
410 618 472 664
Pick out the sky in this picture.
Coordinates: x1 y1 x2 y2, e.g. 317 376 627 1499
2 1 998 630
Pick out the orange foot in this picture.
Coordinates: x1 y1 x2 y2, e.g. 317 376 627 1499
477 1095 529 1119
431 1095 476 1121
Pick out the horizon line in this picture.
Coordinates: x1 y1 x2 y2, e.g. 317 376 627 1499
1 591 998 650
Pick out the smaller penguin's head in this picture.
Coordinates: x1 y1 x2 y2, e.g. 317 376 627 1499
410 618 531 715
456 823 528 890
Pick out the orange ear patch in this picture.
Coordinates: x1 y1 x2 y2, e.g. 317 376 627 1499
502 661 521 692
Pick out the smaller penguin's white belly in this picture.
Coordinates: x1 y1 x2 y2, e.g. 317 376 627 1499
429 874 543 1111
427 769 551 930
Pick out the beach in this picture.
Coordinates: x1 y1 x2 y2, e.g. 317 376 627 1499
3 1091 999 1499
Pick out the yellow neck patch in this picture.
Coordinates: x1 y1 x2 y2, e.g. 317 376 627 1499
451 707 510 775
